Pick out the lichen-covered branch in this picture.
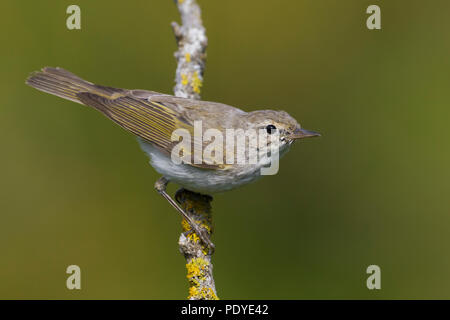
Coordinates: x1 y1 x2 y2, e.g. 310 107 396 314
172 0 207 100
176 190 218 300
171 0 217 300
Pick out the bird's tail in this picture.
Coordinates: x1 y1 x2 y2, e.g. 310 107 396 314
26 67 124 104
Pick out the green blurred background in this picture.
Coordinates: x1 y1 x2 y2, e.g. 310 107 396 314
1 0 449 299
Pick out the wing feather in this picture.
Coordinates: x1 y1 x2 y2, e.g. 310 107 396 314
77 92 228 169
27 67 229 170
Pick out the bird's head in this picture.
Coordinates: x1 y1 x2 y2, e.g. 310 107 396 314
245 110 320 152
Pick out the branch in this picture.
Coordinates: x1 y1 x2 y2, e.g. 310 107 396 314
172 0 207 100
171 0 218 300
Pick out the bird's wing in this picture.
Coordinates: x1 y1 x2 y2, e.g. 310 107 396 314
26 67 229 169
77 92 229 170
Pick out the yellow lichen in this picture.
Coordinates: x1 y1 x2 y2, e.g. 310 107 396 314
200 287 219 300
200 222 211 232
187 232 200 243
191 71 202 94
205 288 219 300
182 219 207 244
186 257 208 279
181 219 191 232
188 286 218 300
193 219 210 231
181 73 188 86
188 286 198 299
185 53 191 62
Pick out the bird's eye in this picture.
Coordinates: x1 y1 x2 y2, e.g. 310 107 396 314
266 124 277 134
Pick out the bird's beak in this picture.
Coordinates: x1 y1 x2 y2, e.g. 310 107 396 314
287 128 321 140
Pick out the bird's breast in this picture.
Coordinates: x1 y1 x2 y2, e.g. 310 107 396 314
138 139 263 193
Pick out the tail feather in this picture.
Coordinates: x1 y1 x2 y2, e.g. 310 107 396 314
26 67 126 104
42 67 93 84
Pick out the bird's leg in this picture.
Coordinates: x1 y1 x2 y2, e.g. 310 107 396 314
154 176 215 252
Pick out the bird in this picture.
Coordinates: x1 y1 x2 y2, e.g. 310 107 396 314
26 67 320 250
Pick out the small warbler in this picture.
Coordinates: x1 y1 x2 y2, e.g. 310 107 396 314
26 67 320 249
